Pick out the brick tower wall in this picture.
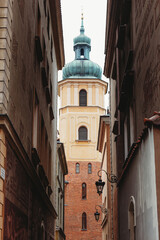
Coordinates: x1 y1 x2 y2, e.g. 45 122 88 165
64 161 102 240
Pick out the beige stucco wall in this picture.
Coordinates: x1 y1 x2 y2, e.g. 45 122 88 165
59 78 107 163
59 79 107 109
59 109 103 162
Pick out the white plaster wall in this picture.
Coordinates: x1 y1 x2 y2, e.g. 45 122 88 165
119 127 159 240
136 128 158 239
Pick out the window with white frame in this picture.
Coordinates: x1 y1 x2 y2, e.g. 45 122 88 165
78 126 88 140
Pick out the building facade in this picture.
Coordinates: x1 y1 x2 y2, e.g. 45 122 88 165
104 0 160 239
0 0 64 239
58 16 107 240
56 142 68 240
97 115 112 240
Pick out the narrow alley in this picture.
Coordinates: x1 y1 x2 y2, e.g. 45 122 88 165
0 0 160 240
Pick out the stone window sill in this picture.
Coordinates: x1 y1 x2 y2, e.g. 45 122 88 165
75 140 91 142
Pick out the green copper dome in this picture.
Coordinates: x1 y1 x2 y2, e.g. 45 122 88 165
63 60 102 79
62 15 102 80
74 34 91 45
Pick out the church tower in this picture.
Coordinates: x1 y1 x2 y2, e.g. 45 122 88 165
58 15 107 240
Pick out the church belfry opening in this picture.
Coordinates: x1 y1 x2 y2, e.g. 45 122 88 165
80 48 84 58
79 89 87 106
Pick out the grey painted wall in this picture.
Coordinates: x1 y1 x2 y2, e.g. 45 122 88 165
119 128 159 240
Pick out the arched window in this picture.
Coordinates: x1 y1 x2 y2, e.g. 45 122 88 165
38 220 45 240
80 48 84 58
79 89 87 106
82 183 86 199
79 126 88 140
76 163 80 173
128 196 136 240
88 163 92 174
82 212 87 230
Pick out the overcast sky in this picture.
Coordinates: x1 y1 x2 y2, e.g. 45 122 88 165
59 0 108 82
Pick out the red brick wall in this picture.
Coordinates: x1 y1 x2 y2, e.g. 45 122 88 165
64 161 102 240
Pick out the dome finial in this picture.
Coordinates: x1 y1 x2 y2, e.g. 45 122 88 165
81 8 84 20
80 8 84 34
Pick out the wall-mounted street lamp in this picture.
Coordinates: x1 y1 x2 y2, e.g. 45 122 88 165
94 205 107 222
95 169 118 196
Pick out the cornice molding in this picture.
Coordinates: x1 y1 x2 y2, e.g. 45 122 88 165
59 105 107 111
58 78 108 95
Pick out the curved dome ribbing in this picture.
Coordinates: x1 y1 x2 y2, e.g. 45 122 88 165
62 16 102 80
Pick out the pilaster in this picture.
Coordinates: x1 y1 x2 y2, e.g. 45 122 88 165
88 84 92 106
74 83 78 105
95 84 99 106
67 84 71 105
